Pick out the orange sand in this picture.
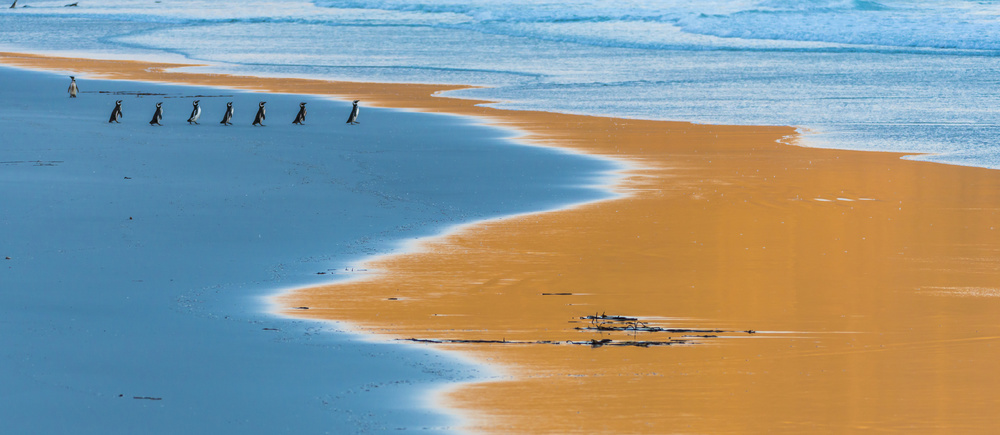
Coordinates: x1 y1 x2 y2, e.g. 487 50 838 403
5 52 1000 433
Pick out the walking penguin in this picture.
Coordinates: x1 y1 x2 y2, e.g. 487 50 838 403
68 76 78 98
346 100 360 125
252 101 266 126
186 100 202 125
292 102 307 125
108 100 123 123
220 102 234 125
149 102 164 126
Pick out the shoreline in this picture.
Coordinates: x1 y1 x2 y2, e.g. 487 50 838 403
5 52 1000 433
0 51 629 431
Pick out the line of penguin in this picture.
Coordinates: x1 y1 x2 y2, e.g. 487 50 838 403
109 99 361 126
79 77 362 126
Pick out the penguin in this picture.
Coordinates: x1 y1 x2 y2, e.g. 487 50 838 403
220 101 234 125
346 100 360 125
149 102 163 126
68 76 78 98
252 101 266 126
292 102 307 125
108 100 123 123
186 99 201 125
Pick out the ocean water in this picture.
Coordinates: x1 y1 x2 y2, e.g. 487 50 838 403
0 2 995 432
2 0 1000 168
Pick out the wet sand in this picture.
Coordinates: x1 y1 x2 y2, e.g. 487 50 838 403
5 52 1000 433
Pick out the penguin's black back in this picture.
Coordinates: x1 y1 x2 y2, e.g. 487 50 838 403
108 101 122 123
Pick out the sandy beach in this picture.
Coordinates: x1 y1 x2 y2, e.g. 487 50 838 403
290 116 1000 432
4 51 1000 434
